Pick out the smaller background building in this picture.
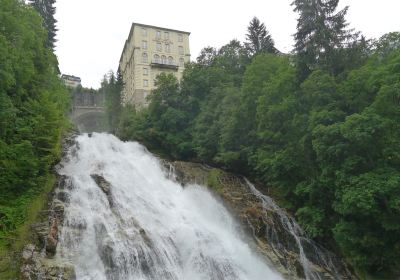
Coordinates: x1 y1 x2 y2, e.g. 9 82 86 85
61 74 82 89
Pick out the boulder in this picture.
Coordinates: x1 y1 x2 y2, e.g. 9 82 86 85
90 174 115 208
52 199 65 215
46 218 59 257
57 190 70 203
21 247 76 280
21 244 36 264
90 174 111 195
40 259 76 280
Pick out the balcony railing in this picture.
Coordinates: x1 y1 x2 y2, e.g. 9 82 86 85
150 60 179 70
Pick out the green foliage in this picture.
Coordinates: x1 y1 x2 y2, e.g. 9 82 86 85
206 169 223 194
0 0 69 274
28 0 58 50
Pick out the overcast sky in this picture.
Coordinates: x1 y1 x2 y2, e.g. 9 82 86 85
55 0 400 89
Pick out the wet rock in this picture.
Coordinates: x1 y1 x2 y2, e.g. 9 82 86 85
22 244 36 264
167 161 209 186
52 199 65 215
20 264 33 280
31 222 50 247
46 218 58 257
21 247 76 280
57 175 73 190
91 174 115 208
57 190 70 203
90 174 111 195
39 259 76 280
139 228 151 245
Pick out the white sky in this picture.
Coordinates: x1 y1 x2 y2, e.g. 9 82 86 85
55 0 400 89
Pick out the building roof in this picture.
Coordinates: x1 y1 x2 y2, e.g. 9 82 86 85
119 22 190 65
132 22 190 35
61 74 81 82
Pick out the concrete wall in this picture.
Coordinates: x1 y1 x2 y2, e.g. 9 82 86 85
72 91 105 107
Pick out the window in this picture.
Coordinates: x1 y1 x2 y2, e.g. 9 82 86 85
143 79 148 87
178 34 183 42
165 43 170 53
178 46 184 55
161 55 166 64
156 30 161 39
143 67 148 76
179 58 184 67
168 56 174 65
142 52 148 63
156 42 162 51
142 28 147 36
144 90 149 100
164 32 169 40
142 41 147 50
154 54 160 64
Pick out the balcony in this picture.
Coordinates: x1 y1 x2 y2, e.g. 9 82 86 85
150 60 179 70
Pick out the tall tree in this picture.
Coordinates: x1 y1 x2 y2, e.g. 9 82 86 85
292 0 352 78
28 0 58 50
100 71 124 133
245 17 277 56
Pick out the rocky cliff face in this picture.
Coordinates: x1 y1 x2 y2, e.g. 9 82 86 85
20 175 76 280
168 161 356 280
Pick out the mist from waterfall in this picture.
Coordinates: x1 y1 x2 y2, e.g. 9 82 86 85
56 133 283 280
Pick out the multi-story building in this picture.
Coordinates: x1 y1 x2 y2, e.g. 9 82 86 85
61 74 81 89
118 22 190 108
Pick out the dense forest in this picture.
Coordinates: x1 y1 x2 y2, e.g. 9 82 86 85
0 0 69 274
111 1 400 278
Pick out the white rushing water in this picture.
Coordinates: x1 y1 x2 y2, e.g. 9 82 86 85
245 180 342 280
56 133 283 280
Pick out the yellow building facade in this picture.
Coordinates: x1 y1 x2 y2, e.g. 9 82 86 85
119 23 190 108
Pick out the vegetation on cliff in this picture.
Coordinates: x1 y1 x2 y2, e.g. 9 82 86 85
115 6 400 279
0 0 69 275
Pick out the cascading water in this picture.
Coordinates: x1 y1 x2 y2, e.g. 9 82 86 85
55 133 284 280
245 180 346 280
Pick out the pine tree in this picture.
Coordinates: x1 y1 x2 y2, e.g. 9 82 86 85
103 71 123 133
292 0 352 78
28 0 58 50
245 17 277 56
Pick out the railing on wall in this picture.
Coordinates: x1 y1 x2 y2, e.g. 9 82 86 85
150 60 179 70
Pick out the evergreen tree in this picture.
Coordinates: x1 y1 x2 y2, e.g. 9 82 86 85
101 71 123 133
245 17 277 56
292 0 352 78
28 0 58 50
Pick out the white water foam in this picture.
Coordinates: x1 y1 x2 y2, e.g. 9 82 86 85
56 133 283 280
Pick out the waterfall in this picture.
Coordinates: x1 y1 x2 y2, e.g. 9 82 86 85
56 133 283 280
245 179 344 280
